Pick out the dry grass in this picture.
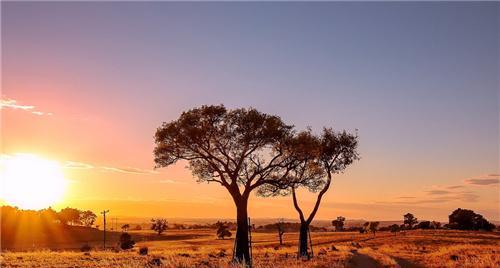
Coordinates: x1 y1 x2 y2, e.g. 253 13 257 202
1 229 499 267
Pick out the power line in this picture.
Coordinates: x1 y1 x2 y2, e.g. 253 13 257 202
100 210 109 249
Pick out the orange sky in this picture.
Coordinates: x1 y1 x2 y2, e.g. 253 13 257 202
1 104 498 222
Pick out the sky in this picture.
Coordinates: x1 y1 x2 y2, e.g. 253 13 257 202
1 2 499 222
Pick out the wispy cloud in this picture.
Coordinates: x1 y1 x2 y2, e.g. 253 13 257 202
64 161 94 169
425 190 452 195
1 98 53 116
159 179 176 184
464 174 500 186
101 166 158 175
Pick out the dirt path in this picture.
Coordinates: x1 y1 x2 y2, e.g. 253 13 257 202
347 250 380 268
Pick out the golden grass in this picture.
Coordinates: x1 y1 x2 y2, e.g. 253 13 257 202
1 229 499 267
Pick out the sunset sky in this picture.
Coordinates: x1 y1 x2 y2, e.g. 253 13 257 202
1 2 499 222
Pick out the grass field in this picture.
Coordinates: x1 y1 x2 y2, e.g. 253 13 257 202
1 229 499 267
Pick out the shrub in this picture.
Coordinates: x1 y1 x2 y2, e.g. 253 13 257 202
80 243 92 252
139 246 148 255
119 232 135 250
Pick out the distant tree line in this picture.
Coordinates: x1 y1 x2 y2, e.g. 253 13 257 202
329 209 496 235
1 205 97 229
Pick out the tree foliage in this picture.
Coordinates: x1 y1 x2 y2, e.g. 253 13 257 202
215 221 232 240
80 210 97 227
332 216 346 231
58 207 82 225
448 208 495 231
151 218 168 235
403 213 418 229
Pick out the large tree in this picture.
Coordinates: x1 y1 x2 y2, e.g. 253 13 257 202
259 129 359 259
448 208 495 231
154 105 302 263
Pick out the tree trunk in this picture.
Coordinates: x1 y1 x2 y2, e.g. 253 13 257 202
233 197 251 264
298 222 310 259
279 232 283 245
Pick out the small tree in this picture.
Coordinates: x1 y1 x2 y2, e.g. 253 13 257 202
331 216 346 232
134 224 142 231
58 207 81 225
151 218 168 235
216 221 232 240
40 207 59 223
362 222 370 234
403 213 418 229
119 232 135 250
389 224 400 235
80 210 97 227
369 222 379 237
276 218 286 245
122 224 130 232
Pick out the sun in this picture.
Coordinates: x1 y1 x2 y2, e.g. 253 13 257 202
0 154 67 210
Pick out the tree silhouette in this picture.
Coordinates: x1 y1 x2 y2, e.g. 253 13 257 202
276 218 286 245
58 208 81 225
154 105 305 263
40 207 59 223
369 221 379 236
121 224 130 232
448 208 495 231
151 218 168 235
80 210 97 227
215 221 232 240
362 222 370 234
404 213 418 229
259 129 359 259
332 216 346 232
119 232 135 250
389 224 400 235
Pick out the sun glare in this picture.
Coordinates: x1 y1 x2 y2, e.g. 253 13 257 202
0 154 67 210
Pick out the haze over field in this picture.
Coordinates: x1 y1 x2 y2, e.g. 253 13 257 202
1 2 499 223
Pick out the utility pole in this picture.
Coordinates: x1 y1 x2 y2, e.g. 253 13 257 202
101 210 109 249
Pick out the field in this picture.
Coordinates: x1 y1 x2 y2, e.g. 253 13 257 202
1 229 499 267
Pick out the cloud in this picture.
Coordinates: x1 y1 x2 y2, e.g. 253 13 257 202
62 159 158 175
101 166 158 174
159 179 176 184
1 98 53 116
446 185 464 189
425 190 452 195
63 161 94 169
464 174 500 186
396 196 416 199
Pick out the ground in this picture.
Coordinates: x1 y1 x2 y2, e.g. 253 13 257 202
1 229 499 267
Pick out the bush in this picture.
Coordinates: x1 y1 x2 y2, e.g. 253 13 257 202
119 232 135 250
139 246 148 255
417 221 432 229
80 243 92 252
